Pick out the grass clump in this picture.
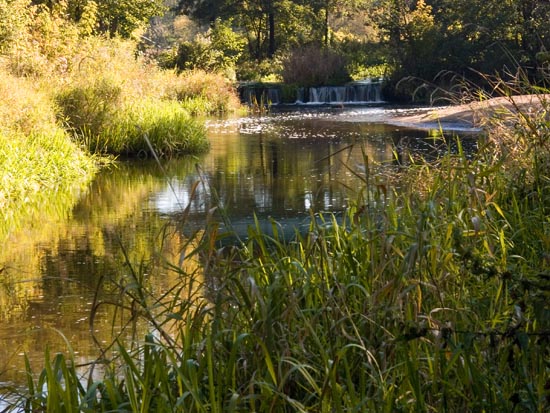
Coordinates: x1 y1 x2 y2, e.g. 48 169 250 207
56 81 209 157
166 70 242 116
103 99 209 157
55 77 124 140
52 49 240 156
0 68 97 236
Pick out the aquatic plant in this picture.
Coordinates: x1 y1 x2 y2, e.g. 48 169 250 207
57 92 210 157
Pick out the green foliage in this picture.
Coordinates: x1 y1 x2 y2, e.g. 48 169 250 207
167 19 246 77
78 0 98 36
0 0 30 53
10 79 550 412
23 350 85 412
373 0 550 100
55 77 123 138
96 0 165 38
172 40 213 71
209 18 246 68
30 0 166 38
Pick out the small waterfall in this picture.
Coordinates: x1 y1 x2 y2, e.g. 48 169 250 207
298 80 383 105
239 79 383 106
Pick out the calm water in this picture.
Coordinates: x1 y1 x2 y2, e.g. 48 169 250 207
0 107 477 388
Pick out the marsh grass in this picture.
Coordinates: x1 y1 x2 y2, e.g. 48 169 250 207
60 95 210 157
5 78 550 411
0 71 97 236
54 75 212 157
54 68 239 157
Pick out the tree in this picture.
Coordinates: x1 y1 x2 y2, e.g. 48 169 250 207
0 0 31 53
514 0 550 67
311 0 367 46
30 0 165 37
374 0 548 97
175 0 325 59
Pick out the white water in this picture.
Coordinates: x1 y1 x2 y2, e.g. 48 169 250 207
240 80 384 105
297 81 384 105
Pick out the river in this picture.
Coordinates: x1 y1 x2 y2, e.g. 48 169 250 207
0 106 478 392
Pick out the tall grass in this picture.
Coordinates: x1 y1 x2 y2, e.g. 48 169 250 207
166 70 242 116
56 85 209 157
52 52 240 156
0 69 97 237
6 81 550 412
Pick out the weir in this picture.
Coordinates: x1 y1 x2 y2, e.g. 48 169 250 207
238 79 383 106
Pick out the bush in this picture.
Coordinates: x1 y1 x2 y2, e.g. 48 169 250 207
166 70 241 115
237 57 283 82
100 99 209 157
0 0 30 54
55 77 123 138
281 45 351 86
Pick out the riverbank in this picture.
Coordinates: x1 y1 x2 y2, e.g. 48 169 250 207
387 94 549 131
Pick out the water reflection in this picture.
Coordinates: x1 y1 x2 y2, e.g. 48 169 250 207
0 108 477 389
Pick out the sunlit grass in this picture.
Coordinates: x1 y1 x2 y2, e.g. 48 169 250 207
166 70 242 116
63 97 210 157
0 129 97 238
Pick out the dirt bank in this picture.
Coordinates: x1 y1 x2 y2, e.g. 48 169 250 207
388 94 549 131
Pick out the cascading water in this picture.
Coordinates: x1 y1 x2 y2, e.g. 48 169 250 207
297 80 383 105
239 79 383 106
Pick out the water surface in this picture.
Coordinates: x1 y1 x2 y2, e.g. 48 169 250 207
0 107 477 388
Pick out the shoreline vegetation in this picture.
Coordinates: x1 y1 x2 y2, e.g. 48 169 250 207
6 83 549 411
0 32 241 239
1 1 550 411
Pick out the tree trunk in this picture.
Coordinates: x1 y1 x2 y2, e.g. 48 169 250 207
268 10 275 57
324 0 330 46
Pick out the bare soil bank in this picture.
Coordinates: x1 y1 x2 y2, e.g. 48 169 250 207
388 94 549 131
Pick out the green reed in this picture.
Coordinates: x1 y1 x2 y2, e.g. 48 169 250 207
56 79 209 157
96 99 210 157
5 88 550 411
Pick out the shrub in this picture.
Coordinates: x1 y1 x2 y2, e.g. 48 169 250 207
281 44 351 86
0 0 30 54
55 77 123 138
237 57 283 82
166 70 241 115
